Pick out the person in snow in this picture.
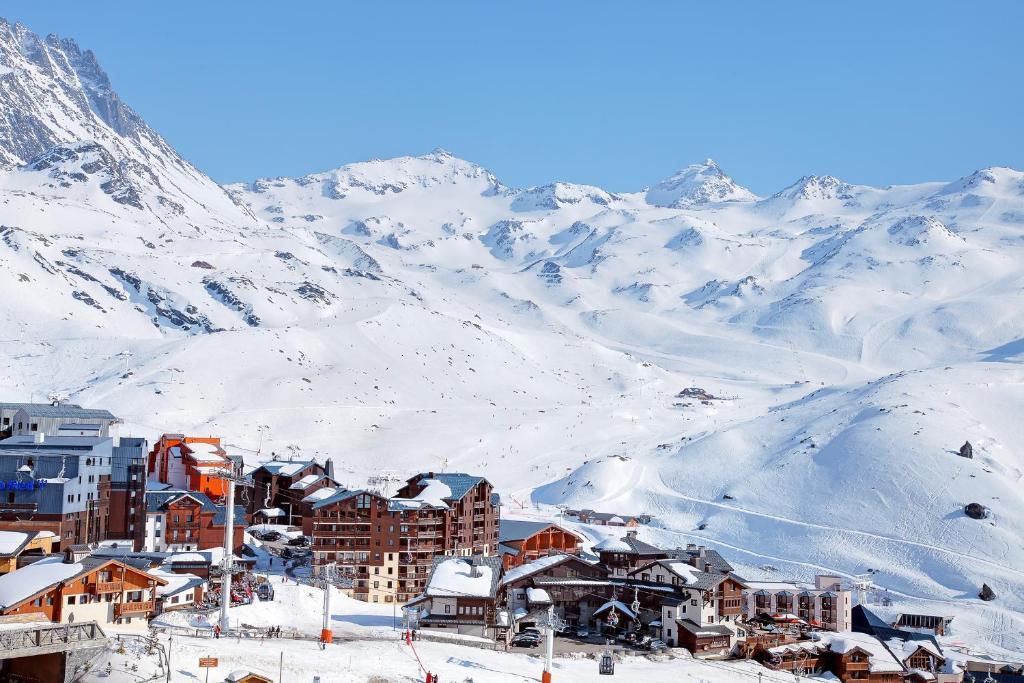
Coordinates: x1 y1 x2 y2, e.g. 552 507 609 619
214 624 221 639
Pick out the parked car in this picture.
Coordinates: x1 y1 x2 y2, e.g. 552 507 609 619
645 639 669 652
261 531 282 542
511 633 541 648
575 627 590 639
286 535 309 546
520 627 541 638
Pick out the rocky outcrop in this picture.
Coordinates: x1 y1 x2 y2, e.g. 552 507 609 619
964 503 990 520
959 441 973 459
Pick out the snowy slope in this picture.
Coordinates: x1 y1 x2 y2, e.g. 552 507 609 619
2 19 1024 654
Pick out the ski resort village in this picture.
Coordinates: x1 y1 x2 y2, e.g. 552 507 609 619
2 8 1024 683
0 400 1018 682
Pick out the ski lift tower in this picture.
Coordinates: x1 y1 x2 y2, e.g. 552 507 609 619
207 465 253 633
852 573 874 606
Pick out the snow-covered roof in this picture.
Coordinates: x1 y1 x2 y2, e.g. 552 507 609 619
289 473 322 490
257 507 286 518
593 536 631 552
426 557 501 598
0 556 84 608
0 531 35 556
151 569 205 598
818 632 905 673
500 554 585 586
526 587 551 604
885 636 943 663
183 442 227 463
302 487 338 503
405 478 452 508
255 460 312 477
743 581 809 592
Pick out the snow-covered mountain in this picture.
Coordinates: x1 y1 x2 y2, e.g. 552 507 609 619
2 20 1024 655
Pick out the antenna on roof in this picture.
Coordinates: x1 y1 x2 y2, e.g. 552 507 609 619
433 455 449 473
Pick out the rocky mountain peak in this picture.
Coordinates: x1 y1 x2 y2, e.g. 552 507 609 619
645 158 757 208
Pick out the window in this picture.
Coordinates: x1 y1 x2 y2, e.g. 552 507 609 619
67 596 76 605
444 604 451 614
691 599 698 606
30 423 38 431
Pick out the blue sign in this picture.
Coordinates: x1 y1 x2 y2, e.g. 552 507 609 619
0 479 48 491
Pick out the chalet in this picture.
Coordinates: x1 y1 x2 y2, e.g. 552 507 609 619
497 520 583 570
144 490 248 553
594 530 667 577
224 672 274 683
632 558 747 655
742 574 852 631
565 509 650 527
407 555 505 640
0 549 165 630
0 530 55 574
499 553 605 630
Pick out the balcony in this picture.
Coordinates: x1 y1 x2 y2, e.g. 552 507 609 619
92 581 123 594
115 600 155 617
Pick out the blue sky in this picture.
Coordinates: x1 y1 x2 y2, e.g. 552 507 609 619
6 2 1022 193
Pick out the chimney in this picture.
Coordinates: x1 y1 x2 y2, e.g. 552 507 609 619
686 543 696 551
34 432 45 444
469 557 481 577
324 458 335 481
625 529 638 539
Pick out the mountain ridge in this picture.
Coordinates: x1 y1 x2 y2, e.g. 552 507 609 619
1 18 1023 655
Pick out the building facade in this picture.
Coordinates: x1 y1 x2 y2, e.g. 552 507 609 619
144 490 248 553
312 473 500 603
742 575 852 632
0 435 114 549
498 520 583 570
0 551 164 631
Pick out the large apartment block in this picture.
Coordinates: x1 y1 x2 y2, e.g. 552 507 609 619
311 472 500 603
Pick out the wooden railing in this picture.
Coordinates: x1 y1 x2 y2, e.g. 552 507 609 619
115 600 155 617
93 581 123 593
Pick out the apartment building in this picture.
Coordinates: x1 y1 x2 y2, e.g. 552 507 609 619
742 575 852 632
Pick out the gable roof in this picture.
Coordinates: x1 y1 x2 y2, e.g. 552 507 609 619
252 459 316 478
499 554 596 586
405 472 489 502
629 558 730 592
594 533 664 556
0 531 38 558
667 547 734 574
10 404 118 421
499 520 581 544
145 490 216 514
311 488 360 510
425 555 502 599
0 555 165 611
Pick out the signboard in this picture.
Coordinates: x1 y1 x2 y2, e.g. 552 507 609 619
0 479 48 491
198 658 218 668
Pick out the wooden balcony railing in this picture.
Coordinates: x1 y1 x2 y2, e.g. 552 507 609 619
92 581 123 593
115 600 155 617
